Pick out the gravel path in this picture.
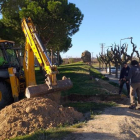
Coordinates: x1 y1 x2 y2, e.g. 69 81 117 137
63 70 140 140
63 102 140 140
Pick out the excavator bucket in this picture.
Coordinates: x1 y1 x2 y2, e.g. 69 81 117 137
25 78 73 98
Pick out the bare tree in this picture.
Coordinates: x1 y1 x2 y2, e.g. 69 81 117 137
121 43 131 65
97 55 103 69
97 37 140 78
130 37 140 62
121 38 140 65
106 50 113 75
99 53 109 73
109 44 121 78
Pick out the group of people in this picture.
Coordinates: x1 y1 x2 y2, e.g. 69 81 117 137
119 60 140 109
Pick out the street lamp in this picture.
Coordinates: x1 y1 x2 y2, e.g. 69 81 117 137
120 37 133 70
120 37 133 50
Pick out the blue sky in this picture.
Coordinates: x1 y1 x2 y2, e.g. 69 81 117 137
1 0 140 58
61 0 140 58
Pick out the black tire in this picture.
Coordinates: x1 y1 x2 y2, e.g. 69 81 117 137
0 81 13 109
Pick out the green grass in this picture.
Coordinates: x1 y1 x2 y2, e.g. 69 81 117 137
57 62 108 96
11 127 73 140
35 67 45 84
63 101 116 113
57 62 92 96
109 81 119 87
70 122 85 128
90 66 109 80
109 81 127 95
92 62 99 68
35 62 117 98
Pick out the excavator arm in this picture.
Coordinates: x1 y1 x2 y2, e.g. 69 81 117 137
21 17 72 98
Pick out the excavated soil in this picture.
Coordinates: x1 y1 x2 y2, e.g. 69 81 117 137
0 97 83 140
62 94 124 103
97 79 119 94
62 79 121 103
63 102 140 140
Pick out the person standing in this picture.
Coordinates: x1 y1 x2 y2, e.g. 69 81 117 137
119 62 130 97
126 60 140 109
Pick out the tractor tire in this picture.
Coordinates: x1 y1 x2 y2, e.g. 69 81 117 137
0 81 13 109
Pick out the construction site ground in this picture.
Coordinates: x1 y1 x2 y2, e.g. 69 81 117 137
63 69 140 140
63 101 140 140
1 63 140 140
0 97 83 140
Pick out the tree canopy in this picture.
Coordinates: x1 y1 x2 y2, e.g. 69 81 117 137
0 0 84 52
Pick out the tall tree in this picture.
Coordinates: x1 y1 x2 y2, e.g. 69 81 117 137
110 44 121 78
99 51 113 75
130 37 140 62
97 55 104 69
0 0 84 54
99 53 108 73
106 50 113 75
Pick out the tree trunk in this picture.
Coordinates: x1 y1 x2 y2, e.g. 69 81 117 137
109 63 111 75
51 49 53 64
115 65 118 78
105 64 107 73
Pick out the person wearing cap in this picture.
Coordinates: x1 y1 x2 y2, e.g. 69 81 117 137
119 62 130 97
125 60 140 109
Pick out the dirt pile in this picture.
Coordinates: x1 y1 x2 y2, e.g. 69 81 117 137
97 79 119 94
0 97 83 140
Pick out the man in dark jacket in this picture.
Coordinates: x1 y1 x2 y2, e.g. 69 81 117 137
126 60 140 109
119 62 130 96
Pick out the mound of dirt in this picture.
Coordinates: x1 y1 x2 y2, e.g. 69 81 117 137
0 97 83 140
97 79 119 94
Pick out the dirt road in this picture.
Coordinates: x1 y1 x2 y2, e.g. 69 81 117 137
62 70 140 140
99 69 120 83
63 99 140 140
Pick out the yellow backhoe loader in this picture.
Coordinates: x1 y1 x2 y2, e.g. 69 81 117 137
0 18 72 109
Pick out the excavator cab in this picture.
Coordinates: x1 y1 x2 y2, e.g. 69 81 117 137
0 40 21 78
0 40 24 109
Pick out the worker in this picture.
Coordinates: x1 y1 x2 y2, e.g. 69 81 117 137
119 62 130 97
125 60 140 109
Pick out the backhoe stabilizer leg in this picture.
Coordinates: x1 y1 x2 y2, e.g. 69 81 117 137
25 78 73 98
